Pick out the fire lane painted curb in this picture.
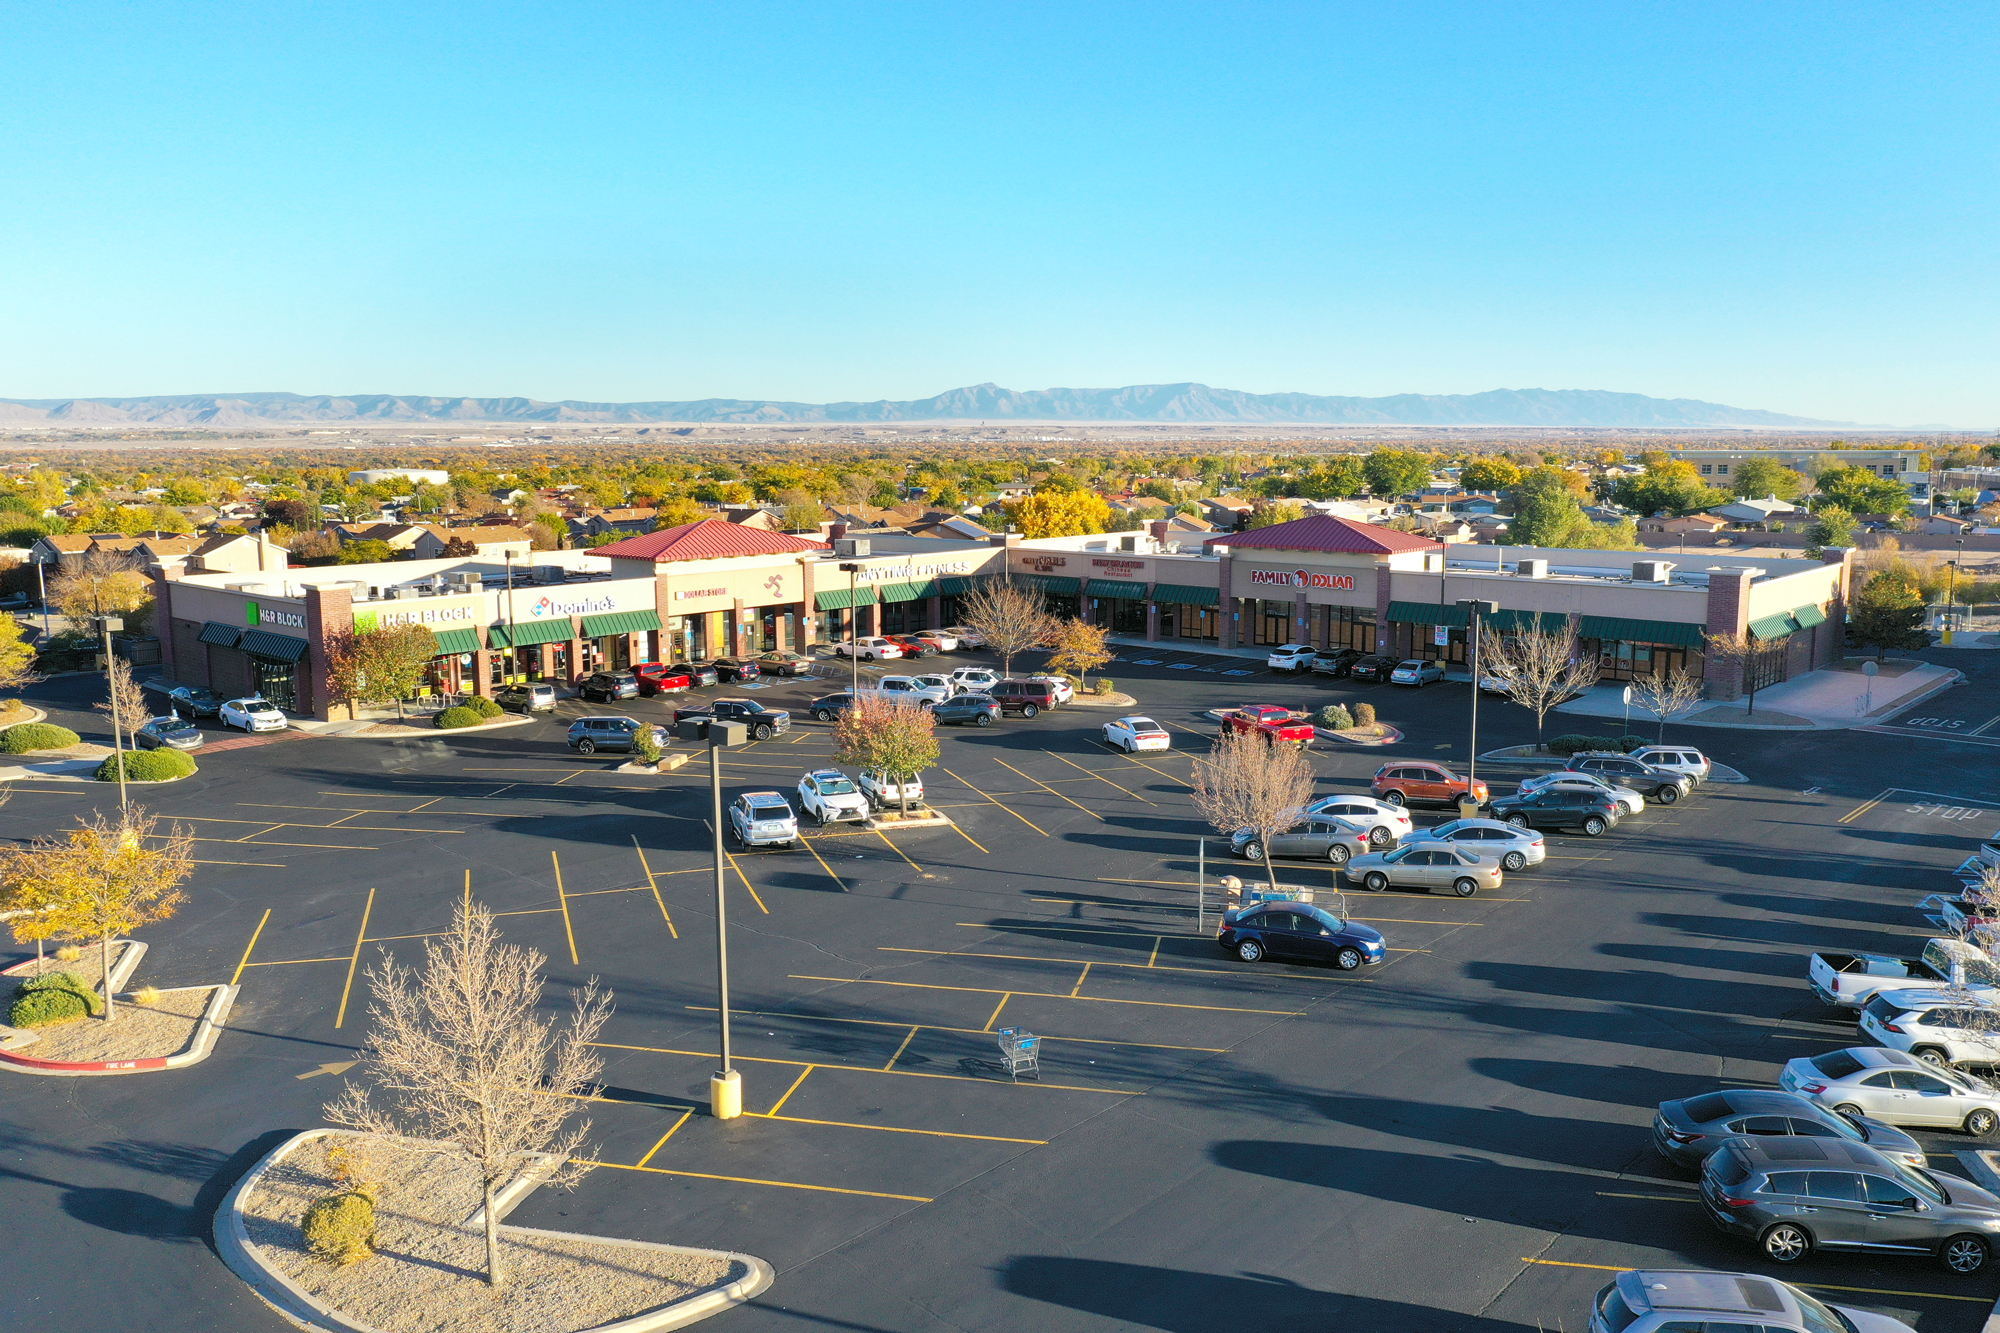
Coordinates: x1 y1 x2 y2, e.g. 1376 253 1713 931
0 981 237 1075
217 1129 775 1333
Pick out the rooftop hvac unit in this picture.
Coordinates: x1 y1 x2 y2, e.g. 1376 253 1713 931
391 585 421 600
534 565 565 583
1515 559 1548 579
225 581 270 593
1631 560 1674 583
1120 535 1139 552
834 537 871 559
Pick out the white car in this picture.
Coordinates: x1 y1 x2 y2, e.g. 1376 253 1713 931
797 769 869 824
1302 794 1412 847
837 637 904 661
914 630 961 652
1517 770 1645 815
1102 716 1170 752
1267 644 1315 672
220 696 288 732
1027 674 1074 705
947 666 1000 693
1860 989 2000 1067
942 625 987 648
728 791 799 848
859 769 924 810
1780 1045 2000 1135
869 674 953 707
1403 817 1546 871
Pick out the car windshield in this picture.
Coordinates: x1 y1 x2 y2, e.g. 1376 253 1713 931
1810 1050 1866 1080
1430 820 1462 835
1890 1161 1947 1204
1127 718 1158 730
1782 1284 1857 1333
750 804 789 819
818 777 856 794
1593 1285 1643 1333
1397 660 1421 669
1302 906 1346 931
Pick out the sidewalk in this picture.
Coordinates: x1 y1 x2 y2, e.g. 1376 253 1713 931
1552 660 1961 732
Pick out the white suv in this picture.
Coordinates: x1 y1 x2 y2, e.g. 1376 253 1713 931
869 675 952 707
1267 644 1315 672
1861 989 2000 1067
837 637 903 661
727 792 798 848
947 666 1000 693
797 769 869 824
859 770 924 810
1628 744 1711 785
1026 674 1074 705
1590 1269 1909 1333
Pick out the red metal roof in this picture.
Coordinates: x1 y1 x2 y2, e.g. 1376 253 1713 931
592 518 828 562
1203 514 1438 555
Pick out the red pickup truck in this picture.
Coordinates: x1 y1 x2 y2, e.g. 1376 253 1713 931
1219 704 1316 746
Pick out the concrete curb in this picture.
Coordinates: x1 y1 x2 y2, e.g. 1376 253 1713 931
0 982 237 1075
863 810 956 831
217 1129 775 1333
4 938 149 990
1316 725 1403 747
294 712 540 740
1065 693 1139 708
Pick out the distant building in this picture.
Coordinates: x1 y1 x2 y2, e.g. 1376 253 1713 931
348 469 451 486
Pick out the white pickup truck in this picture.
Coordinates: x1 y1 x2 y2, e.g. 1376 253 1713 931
1808 936 2000 1008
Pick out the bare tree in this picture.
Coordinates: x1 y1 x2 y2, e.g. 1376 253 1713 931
1630 668 1705 742
1482 625 1600 749
325 900 613 1292
94 654 148 743
1187 729 1315 897
1703 632 1765 715
960 580 1057 676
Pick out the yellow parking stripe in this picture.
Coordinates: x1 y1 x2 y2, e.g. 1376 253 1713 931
940 765 1048 836
992 758 1105 821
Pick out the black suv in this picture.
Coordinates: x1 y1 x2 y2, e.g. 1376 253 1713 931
1487 787 1623 836
566 715 668 755
579 671 639 702
1347 654 1398 683
672 697 791 740
989 679 1058 718
1563 752 1692 804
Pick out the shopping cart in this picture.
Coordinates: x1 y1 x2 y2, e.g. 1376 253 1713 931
994 1027 1040 1082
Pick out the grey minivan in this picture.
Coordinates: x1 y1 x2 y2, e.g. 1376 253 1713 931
1700 1134 2000 1273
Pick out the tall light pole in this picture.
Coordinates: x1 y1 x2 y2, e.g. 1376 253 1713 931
837 561 861 696
678 715 747 1118
1457 599 1497 812
96 614 127 812
36 559 49 638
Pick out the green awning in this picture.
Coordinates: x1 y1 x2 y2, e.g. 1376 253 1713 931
241 629 308 662
1748 612 1800 641
876 579 940 603
198 621 241 648
1484 609 1571 634
1086 579 1144 599
490 617 575 648
1388 601 1467 626
815 587 871 611
1012 573 1079 596
1790 603 1828 630
582 609 663 637
432 628 483 656
1151 583 1218 606
1580 614 1707 648
938 576 983 597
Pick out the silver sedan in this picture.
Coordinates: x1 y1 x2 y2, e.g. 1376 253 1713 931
1517 770 1645 815
1342 844 1503 897
1781 1045 2000 1137
1403 817 1545 871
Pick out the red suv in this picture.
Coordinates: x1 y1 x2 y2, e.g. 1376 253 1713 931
1370 761 1489 808
988 679 1059 718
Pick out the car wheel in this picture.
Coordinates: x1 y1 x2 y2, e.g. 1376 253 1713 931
1021 703 1038 718
1944 1234 1990 1275
1362 871 1388 893
1968 1108 2000 1137
1655 785 1678 804
975 714 992 727
1834 1102 1865 1118
1502 851 1526 872
1242 841 1265 862
1915 1046 1952 1068
1506 813 1530 828
1581 816 1607 836
1380 790 1405 807
754 724 774 741
1761 1223 1811 1265
1369 826 1392 848
1236 939 1264 963
1451 877 1478 898
1327 843 1350 865
1334 947 1363 970
814 709 833 722
574 739 596 755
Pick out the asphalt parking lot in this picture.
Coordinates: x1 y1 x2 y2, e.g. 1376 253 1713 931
9 644 2000 1331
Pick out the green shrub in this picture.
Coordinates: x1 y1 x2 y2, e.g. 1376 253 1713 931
1317 704 1353 730
303 1191 377 1266
10 987 89 1028
18 968 105 1015
0 722 80 753
1351 702 1376 727
469 695 504 718
1543 734 1597 755
434 707 481 729
631 726 663 764
1092 678 1115 695
96 748 197 782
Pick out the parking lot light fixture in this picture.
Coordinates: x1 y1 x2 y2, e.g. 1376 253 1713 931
677 714 750 1118
1456 599 1498 806
95 614 128 812
838 561 861 694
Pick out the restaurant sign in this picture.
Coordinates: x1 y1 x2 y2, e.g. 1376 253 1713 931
1091 558 1146 576
1249 568 1356 590
674 586 729 601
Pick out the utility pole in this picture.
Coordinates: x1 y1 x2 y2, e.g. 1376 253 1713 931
1456 599 1497 811
678 715 747 1118
838 561 861 696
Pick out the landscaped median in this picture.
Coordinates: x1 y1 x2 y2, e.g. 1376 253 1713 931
0 941 238 1075
218 1129 774 1333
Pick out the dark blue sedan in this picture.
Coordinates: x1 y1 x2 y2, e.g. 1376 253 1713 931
1217 903 1385 970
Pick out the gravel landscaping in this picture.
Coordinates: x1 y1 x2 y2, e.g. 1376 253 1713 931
4 940 136 989
13 985 214 1062
243 1136 742 1333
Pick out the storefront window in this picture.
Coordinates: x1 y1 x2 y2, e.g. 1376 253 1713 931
1589 639 1703 683
252 657 296 710
1255 599 1292 646
1161 604 1218 641
1108 598 1146 634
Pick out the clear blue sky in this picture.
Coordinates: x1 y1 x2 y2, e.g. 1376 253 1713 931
2 2 1993 426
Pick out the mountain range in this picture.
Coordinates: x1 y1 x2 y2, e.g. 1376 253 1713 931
0 383 1849 429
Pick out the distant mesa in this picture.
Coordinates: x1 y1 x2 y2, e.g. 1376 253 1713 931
0 383 1850 429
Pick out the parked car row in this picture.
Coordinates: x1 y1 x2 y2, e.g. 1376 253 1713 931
833 626 988 661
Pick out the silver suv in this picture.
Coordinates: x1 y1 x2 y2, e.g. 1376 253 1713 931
1628 744 1711 784
1590 1269 1914 1333
1700 1133 2000 1273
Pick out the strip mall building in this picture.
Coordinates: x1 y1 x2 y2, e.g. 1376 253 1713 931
150 514 1853 719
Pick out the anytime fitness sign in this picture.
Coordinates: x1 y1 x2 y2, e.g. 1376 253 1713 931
1249 568 1355 591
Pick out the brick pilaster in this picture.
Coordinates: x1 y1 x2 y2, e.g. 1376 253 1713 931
1704 569 1754 701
